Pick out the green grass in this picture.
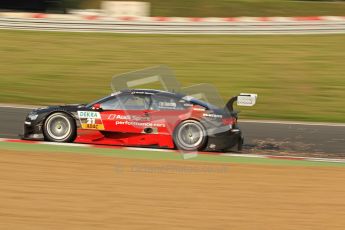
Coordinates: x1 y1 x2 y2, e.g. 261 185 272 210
0 141 344 167
80 0 345 17
0 30 345 122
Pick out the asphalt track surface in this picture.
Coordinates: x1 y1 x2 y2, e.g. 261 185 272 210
0 106 344 157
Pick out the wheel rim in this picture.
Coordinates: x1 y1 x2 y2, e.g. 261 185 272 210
46 114 71 140
177 122 204 149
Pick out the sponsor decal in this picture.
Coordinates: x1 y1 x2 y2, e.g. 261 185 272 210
131 91 154 95
78 111 104 130
107 114 150 121
115 120 166 128
158 101 176 109
107 114 131 120
78 111 101 119
106 113 164 127
203 113 222 118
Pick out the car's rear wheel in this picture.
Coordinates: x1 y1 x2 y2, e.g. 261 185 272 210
173 120 207 151
43 112 76 142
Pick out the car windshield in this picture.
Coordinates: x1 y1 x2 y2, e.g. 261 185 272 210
86 95 112 108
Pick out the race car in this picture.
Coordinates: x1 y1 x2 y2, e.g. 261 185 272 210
22 89 257 152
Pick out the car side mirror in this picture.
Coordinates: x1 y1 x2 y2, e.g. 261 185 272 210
92 103 103 111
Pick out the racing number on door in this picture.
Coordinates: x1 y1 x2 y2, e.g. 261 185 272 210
87 118 96 125
78 111 105 130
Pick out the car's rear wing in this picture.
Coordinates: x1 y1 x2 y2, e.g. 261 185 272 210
225 93 258 113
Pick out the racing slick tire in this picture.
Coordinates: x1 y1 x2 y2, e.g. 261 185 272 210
43 112 76 143
173 120 207 151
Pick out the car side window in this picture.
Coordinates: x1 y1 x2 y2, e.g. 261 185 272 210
100 94 150 110
123 94 150 110
151 95 190 110
100 96 125 110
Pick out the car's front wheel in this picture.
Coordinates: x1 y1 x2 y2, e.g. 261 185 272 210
43 112 76 142
173 120 207 151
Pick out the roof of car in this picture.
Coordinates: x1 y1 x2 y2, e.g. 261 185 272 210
121 89 183 97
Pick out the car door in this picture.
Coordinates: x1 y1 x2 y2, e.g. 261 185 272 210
148 94 193 135
99 92 152 133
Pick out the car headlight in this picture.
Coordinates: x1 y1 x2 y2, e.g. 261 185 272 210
28 113 38 120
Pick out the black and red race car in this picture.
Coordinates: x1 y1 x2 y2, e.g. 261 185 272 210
23 89 257 152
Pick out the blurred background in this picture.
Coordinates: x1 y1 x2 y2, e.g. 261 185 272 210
1 0 345 16
0 0 344 122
